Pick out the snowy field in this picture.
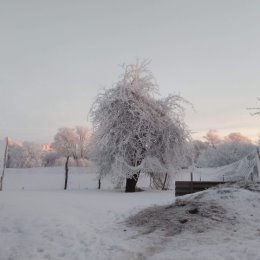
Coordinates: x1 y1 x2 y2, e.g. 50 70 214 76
1 167 260 260
2 166 233 191
3 167 152 191
0 167 173 260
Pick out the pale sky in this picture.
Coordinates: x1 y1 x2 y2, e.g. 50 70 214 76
0 0 260 143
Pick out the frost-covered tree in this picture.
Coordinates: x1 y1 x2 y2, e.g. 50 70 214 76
89 61 190 192
198 132 254 167
52 128 78 190
224 132 251 144
22 142 43 167
192 140 208 163
75 126 92 159
7 142 42 168
52 127 91 189
203 129 221 148
42 151 60 167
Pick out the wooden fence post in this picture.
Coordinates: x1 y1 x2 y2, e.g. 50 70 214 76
98 178 101 189
190 172 194 193
0 137 9 191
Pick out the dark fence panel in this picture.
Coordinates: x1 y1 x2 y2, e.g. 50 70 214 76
175 181 225 196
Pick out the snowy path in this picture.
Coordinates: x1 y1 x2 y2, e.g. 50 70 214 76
0 190 173 260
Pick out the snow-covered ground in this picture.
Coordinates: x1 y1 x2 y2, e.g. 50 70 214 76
127 183 260 260
4 167 101 190
0 167 260 260
0 167 172 260
0 189 174 260
3 167 152 191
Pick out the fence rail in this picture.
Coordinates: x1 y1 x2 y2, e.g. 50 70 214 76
175 181 225 196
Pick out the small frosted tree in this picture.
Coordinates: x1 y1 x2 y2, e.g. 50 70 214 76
89 61 190 192
52 127 91 190
52 128 78 190
75 126 92 160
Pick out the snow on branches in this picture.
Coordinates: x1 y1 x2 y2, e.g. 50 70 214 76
89 61 190 185
52 127 91 160
52 127 91 190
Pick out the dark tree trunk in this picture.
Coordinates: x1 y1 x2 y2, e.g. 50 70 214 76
98 178 101 189
64 156 69 190
125 173 139 192
124 137 145 192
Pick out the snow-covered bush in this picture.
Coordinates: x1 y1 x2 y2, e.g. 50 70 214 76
89 60 191 192
42 151 60 167
7 142 43 168
197 142 255 167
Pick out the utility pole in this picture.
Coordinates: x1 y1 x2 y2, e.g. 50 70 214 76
0 137 9 191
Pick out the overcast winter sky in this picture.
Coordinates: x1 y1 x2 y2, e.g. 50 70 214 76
0 0 260 143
